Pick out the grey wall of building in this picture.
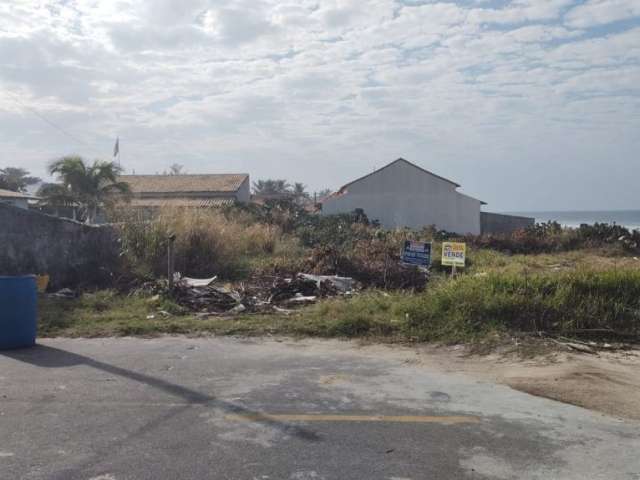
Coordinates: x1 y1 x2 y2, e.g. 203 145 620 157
481 212 535 235
0 204 121 288
322 161 482 235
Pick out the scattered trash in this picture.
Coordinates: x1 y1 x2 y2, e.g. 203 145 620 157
297 274 355 294
48 288 76 299
163 272 358 316
228 304 247 314
283 295 317 305
179 276 217 287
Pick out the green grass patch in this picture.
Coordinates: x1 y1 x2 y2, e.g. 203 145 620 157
39 269 640 344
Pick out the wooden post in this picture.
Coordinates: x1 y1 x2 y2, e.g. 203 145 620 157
451 264 457 278
167 233 176 290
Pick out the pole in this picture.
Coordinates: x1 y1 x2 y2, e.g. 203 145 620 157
451 264 457 278
167 234 176 290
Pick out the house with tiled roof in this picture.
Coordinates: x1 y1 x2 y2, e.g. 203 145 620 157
0 188 39 210
119 173 250 209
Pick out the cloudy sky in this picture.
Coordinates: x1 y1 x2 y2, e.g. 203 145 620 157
1 0 638 211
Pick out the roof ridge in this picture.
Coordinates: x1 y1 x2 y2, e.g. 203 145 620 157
338 158 460 193
119 173 248 177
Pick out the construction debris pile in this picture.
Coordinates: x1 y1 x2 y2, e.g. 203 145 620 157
170 273 357 316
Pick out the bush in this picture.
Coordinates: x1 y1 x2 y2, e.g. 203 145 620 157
469 222 640 255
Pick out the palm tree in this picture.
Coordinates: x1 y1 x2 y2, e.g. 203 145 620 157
168 163 185 175
252 179 292 196
43 155 130 223
292 182 311 204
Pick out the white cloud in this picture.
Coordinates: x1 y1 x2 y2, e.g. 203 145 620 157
0 0 638 210
565 0 640 28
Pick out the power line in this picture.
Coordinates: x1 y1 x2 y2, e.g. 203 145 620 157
4 90 94 149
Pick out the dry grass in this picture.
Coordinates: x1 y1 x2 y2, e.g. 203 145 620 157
111 207 301 279
466 247 640 275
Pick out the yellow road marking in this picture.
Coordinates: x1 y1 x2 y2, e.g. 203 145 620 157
225 414 480 424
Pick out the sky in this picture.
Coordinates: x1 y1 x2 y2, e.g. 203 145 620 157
0 0 639 211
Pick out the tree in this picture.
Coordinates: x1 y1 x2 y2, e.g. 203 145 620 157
316 188 333 200
291 182 312 205
0 167 40 192
168 163 185 175
292 182 309 199
43 155 131 224
252 179 292 196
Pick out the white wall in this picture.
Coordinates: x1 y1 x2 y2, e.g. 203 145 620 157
236 177 250 203
322 160 481 234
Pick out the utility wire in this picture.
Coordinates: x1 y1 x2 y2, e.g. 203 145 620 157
4 90 96 150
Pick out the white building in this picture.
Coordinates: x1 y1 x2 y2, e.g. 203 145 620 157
0 188 37 210
321 158 485 235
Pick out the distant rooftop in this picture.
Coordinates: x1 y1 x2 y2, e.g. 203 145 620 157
119 174 249 194
0 188 38 199
129 197 235 208
337 158 461 193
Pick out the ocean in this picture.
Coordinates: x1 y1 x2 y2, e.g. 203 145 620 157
507 210 640 231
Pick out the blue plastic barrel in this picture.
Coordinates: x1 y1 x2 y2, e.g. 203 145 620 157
0 276 38 349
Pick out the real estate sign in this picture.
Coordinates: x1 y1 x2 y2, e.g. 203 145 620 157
401 240 432 267
441 242 466 267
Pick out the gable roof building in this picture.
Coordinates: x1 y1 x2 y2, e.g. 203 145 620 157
322 158 484 234
119 174 250 208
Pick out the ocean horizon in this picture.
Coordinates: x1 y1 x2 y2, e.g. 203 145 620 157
505 210 640 231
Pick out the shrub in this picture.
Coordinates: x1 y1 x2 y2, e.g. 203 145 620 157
469 222 640 255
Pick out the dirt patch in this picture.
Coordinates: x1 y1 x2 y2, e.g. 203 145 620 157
401 345 640 420
269 337 640 420
501 354 640 420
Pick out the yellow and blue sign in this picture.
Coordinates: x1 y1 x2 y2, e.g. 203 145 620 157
401 241 432 267
441 242 466 267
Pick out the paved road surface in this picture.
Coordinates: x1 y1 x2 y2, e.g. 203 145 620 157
1 337 638 479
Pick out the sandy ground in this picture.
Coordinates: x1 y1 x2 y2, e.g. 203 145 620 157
344 340 640 420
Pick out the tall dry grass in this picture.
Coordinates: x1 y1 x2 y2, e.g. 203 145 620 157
111 207 296 279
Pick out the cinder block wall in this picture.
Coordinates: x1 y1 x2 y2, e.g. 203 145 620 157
481 212 535 235
0 204 121 288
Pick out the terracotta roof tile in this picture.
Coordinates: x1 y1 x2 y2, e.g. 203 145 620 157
0 188 38 199
128 197 235 208
119 174 248 194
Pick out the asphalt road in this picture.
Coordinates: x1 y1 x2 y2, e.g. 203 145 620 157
1 337 638 480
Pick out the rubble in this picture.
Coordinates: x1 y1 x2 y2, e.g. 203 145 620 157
167 272 357 316
47 288 77 299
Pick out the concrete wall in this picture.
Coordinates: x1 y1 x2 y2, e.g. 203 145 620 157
481 212 535 235
0 204 120 288
322 160 482 234
0 198 28 209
